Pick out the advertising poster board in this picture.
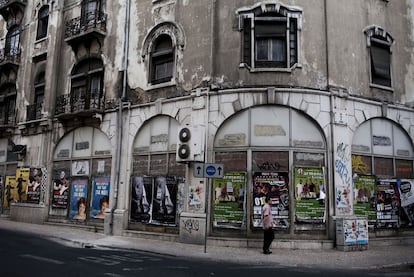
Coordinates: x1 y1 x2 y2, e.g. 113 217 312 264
3 176 16 208
130 176 153 223
396 179 414 226
152 176 178 225
69 178 89 220
353 174 377 224
252 172 289 229
90 176 110 219
52 168 70 208
26 168 42 204
294 167 325 222
213 172 246 229
16 168 30 202
376 179 399 228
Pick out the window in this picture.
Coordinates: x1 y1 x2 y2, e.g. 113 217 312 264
365 26 393 88
238 3 301 70
150 35 174 84
71 58 104 111
0 84 17 125
33 72 45 119
36 6 49 40
6 25 20 56
81 0 101 27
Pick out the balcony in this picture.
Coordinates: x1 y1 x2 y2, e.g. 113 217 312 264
0 0 26 19
0 48 20 69
26 102 43 122
55 92 105 122
0 108 16 130
64 11 107 47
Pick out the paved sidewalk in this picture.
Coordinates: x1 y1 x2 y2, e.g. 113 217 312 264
1 217 413 271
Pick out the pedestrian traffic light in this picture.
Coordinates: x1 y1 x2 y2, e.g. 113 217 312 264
176 125 205 163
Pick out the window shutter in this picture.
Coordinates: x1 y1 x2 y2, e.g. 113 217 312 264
243 18 252 66
289 18 297 67
370 42 391 87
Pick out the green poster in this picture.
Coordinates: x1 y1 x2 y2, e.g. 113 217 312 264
294 167 325 222
213 172 246 229
353 174 376 222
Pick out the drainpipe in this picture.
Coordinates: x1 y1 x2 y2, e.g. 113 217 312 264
110 0 131 235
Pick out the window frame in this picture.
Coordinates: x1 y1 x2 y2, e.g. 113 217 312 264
364 26 394 90
149 35 174 85
36 5 49 41
238 4 302 72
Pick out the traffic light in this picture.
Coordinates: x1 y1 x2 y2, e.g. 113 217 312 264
176 125 205 163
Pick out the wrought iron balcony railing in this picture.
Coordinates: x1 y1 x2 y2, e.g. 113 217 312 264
65 11 107 39
0 48 20 65
0 108 16 126
26 102 43 121
0 0 27 9
55 91 104 116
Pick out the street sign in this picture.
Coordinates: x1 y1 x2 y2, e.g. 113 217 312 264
193 163 224 178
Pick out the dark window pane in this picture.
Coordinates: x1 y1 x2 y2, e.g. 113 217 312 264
370 40 391 87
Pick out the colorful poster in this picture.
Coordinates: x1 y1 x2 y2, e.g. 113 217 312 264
294 167 325 222
69 178 89 220
395 179 414 226
188 182 204 212
252 172 289 229
376 179 399 228
26 168 42 204
353 174 376 223
213 172 246 229
52 168 70 208
152 176 178 225
3 176 16 208
90 176 110 219
130 176 153 223
16 168 30 202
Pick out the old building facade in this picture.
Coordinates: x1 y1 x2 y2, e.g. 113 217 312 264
1 0 414 246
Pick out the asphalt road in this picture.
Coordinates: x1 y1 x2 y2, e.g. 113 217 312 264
0 228 412 277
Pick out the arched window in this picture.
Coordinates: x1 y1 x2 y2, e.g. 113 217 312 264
71 58 104 111
6 25 20 56
150 35 174 85
36 6 49 40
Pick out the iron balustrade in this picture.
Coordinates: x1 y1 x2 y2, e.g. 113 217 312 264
0 0 27 9
26 102 43 121
65 11 107 39
55 91 104 116
0 48 20 64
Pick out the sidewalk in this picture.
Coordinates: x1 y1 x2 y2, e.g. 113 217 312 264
1 217 413 271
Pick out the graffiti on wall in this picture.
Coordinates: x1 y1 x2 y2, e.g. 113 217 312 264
335 142 353 215
352 155 368 174
182 218 200 234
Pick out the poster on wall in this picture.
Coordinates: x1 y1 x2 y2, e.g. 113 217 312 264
376 179 399 228
3 176 16 208
26 168 43 204
16 168 30 203
353 174 376 224
212 172 246 229
90 176 110 219
52 168 70 208
69 178 89 220
294 167 326 222
72 160 90 176
252 172 289 229
188 182 204 212
152 176 178 225
395 179 414 226
130 176 153 223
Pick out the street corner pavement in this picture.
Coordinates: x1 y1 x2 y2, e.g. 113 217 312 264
1 217 414 271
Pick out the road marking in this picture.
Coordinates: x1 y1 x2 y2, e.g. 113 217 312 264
79 256 120 266
21 254 65 265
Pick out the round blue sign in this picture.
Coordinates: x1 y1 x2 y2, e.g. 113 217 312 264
205 165 216 176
